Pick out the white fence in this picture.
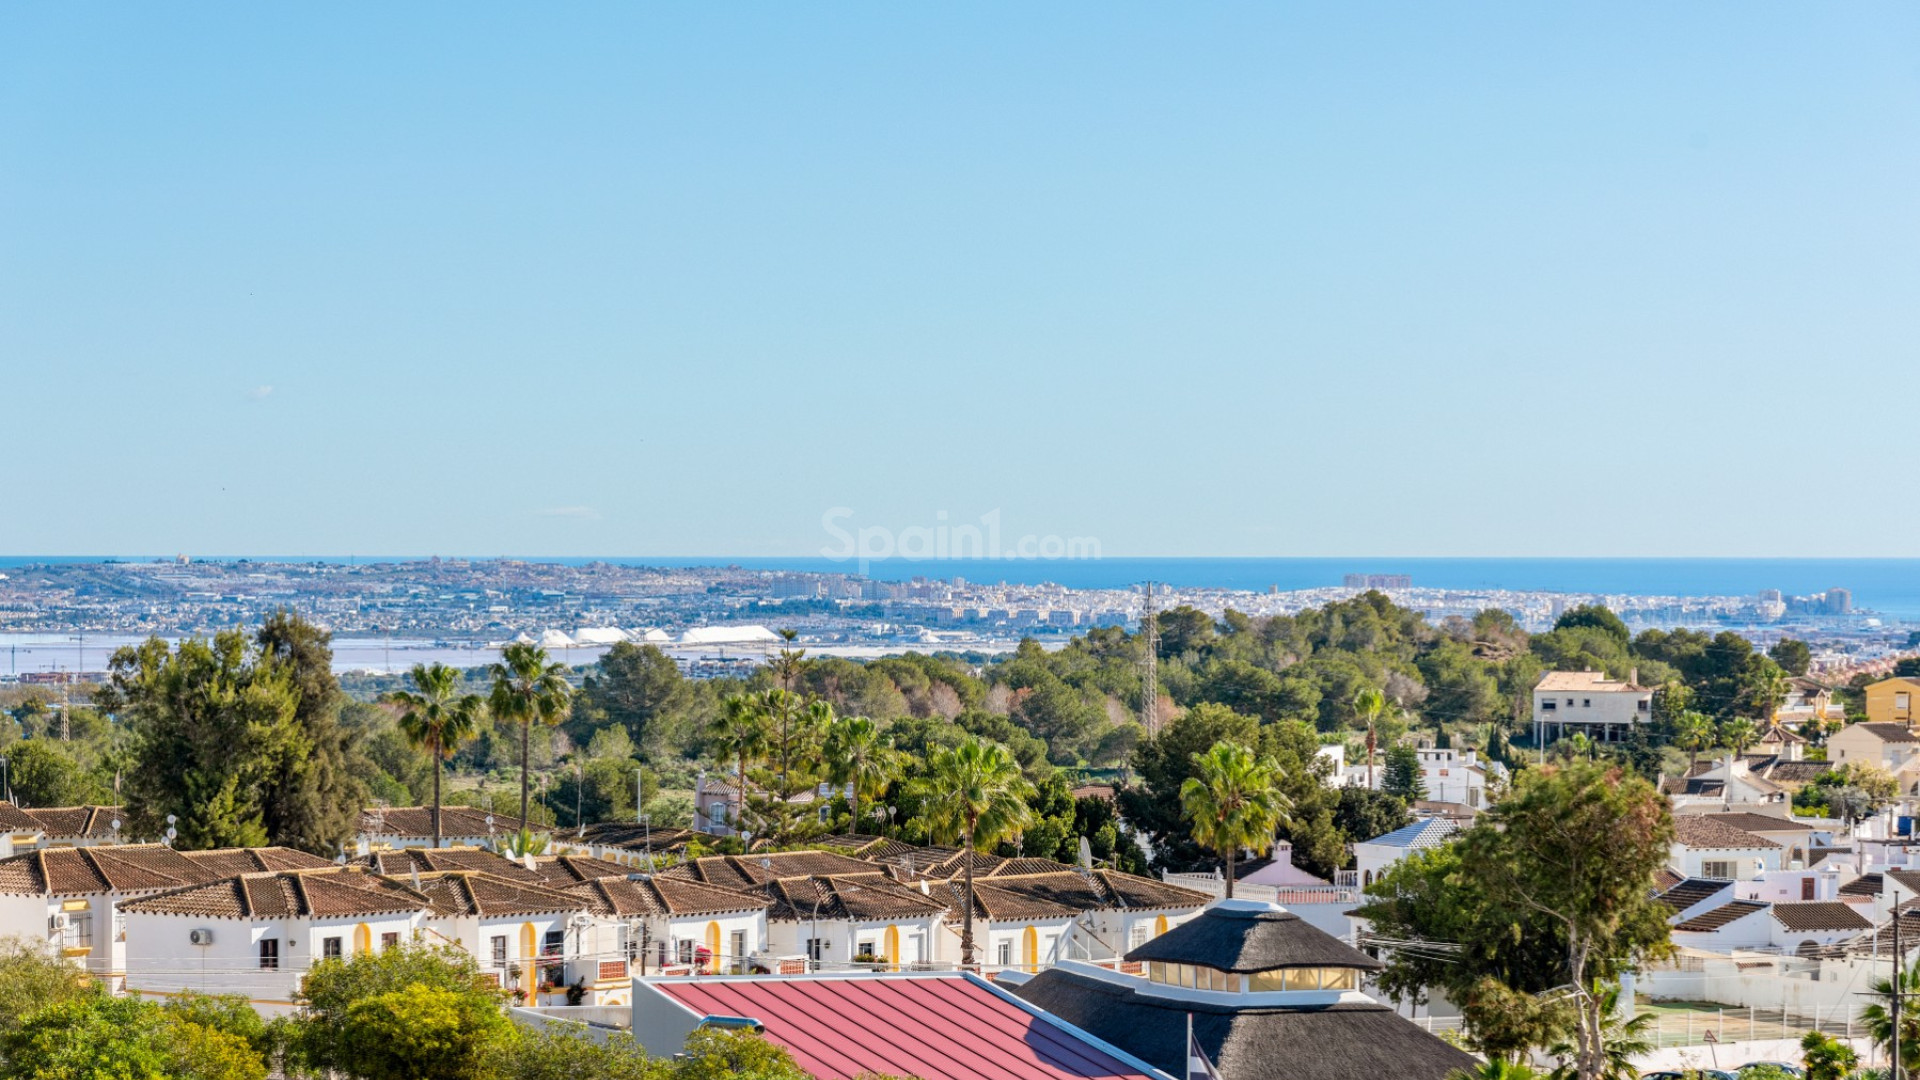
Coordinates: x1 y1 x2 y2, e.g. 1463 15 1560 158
1161 872 1360 906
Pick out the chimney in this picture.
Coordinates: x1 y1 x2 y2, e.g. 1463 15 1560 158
1629 666 1638 687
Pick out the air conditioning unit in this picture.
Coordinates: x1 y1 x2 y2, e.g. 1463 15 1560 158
47 913 68 933
189 929 214 946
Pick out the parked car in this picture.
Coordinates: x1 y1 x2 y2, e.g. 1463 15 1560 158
1735 1066 1803 1078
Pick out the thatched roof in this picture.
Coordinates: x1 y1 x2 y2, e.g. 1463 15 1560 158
1126 900 1382 973
1011 966 1477 1080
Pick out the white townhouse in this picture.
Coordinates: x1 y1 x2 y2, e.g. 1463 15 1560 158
409 871 595 1004
561 874 773 1001
119 868 434 1014
759 873 953 969
0 844 333 984
1412 747 1502 809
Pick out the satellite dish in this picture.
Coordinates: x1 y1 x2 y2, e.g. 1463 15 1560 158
1077 836 1094 870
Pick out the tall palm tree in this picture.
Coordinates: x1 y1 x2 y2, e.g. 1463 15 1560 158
911 736 1035 967
710 694 769 785
1180 741 1291 900
1354 686 1387 789
488 642 573 837
1750 664 1792 728
1860 960 1920 1076
1547 983 1654 1080
824 715 901 836
381 663 484 849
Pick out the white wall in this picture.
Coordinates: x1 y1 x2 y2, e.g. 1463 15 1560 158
122 911 423 1015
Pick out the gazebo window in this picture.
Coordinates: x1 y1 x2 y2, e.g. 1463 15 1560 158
1248 967 1360 992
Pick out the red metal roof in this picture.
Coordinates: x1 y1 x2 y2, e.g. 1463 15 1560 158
649 974 1162 1080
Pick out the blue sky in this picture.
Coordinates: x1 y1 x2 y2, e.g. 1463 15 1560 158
3 4 1916 558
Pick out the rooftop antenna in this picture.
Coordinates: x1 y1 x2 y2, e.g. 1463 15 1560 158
1140 582 1159 737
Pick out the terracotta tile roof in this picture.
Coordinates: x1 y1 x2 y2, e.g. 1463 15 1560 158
358 847 544 883
761 875 950 922
576 823 699 853
182 848 336 876
23 806 123 839
0 801 41 830
410 872 590 918
1841 873 1884 899
947 879 1082 922
357 806 499 838
1701 812 1811 835
1672 816 1779 851
564 876 771 918
666 851 883 890
528 854 634 886
1653 868 1685 893
1673 901 1768 932
1850 723 1920 744
118 868 431 919
1771 902 1872 933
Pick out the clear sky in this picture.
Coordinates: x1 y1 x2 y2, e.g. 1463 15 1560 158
3 4 1916 559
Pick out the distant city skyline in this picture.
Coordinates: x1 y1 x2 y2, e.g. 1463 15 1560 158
4 4 1917 557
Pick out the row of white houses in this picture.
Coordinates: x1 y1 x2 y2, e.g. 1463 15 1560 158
0 807 1211 1016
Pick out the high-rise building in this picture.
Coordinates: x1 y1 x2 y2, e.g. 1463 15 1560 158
1825 588 1852 615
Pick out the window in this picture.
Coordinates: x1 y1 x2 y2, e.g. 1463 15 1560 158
380 932 399 951
1703 860 1734 879
856 939 876 958
491 936 508 964
678 939 697 965
69 913 93 951
730 930 747 970
1128 923 1151 950
322 937 342 960
542 930 565 957
259 939 280 970
1582 699 1592 708
997 942 1012 966
805 938 824 962
1803 877 1817 901
1542 700 1557 711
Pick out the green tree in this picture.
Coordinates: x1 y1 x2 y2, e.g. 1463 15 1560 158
485 1026 658 1080
488 642 574 837
1448 1062 1547 1080
1382 743 1427 802
2 993 266 1080
1859 961 1920 1076
1354 686 1387 789
1553 605 1630 646
4 740 103 807
667 1028 809 1080
107 632 302 849
708 694 769 800
1333 785 1411 844
289 943 505 1079
1799 1029 1858 1080
1461 761 1674 1080
1769 638 1813 677
1674 711 1716 776
0 941 94 1042
823 715 901 835
340 983 513 1080
1719 717 1760 758
1545 983 1652 1080
575 643 690 755
1179 741 1291 899
255 612 369 857
382 662 484 849
910 736 1035 966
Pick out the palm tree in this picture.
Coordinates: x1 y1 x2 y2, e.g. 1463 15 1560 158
709 693 770 791
1859 961 1920 1076
1547 983 1654 1080
1750 664 1792 728
381 663 484 849
1354 686 1387 789
1180 741 1292 900
910 736 1035 968
1719 717 1760 760
824 715 901 835
488 642 574 837
1800 1029 1858 1080
1449 1062 1546 1080
1675 711 1715 776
